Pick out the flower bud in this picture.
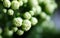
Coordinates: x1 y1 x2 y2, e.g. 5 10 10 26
22 20 31 31
13 17 23 27
30 17 38 25
23 12 31 19
11 1 20 10
8 9 14 16
17 30 24 36
3 0 11 8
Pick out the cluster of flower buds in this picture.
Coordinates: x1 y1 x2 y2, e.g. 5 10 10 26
0 0 57 37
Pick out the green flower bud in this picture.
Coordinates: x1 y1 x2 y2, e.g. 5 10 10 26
3 9 7 13
32 6 41 15
3 0 11 8
18 0 23 6
11 1 20 10
45 4 56 14
0 35 2 38
23 12 31 19
22 0 28 3
8 9 14 16
29 11 34 16
28 0 38 7
40 12 47 19
4 30 13 36
12 27 18 32
0 28 2 34
30 17 38 25
35 6 41 15
17 30 24 36
22 20 31 31
13 17 23 27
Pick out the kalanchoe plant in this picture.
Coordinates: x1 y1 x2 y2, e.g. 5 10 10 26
0 0 57 38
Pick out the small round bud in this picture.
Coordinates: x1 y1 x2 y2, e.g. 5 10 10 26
45 4 56 14
13 17 23 27
22 20 31 31
35 6 41 15
30 17 38 25
5 30 13 36
3 0 11 8
29 0 38 7
22 0 28 3
3 9 7 13
18 0 23 6
23 12 31 19
17 30 24 36
12 27 18 32
11 1 20 10
29 11 34 16
0 28 2 34
40 12 47 19
8 9 14 16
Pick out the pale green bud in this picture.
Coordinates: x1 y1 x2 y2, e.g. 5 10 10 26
30 17 38 25
11 1 20 10
22 0 28 3
29 11 34 16
12 27 18 32
28 0 38 7
13 17 23 27
22 20 31 31
8 9 14 16
17 30 24 36
3 9 7 13
23 12 31 19
3 0 11 8
40 12 47 19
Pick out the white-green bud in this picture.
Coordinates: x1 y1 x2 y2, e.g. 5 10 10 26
22 0 28 3
12 27 18 32
29 11 34 16
0 28 2 34
45 4 56 14
5 30 13 36
8 9 14 16
40 12 47 19
22 20 31 31
11 1 20 10
13 17 23 27
23 12 31 19
35 6 41 15
18 0 23 6
28 0 38 7
30 17 38 25
3 0 11 8
17 30 24 36
3 9 7 13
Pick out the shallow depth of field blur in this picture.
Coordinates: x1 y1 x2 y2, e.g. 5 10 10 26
0 0 60 38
